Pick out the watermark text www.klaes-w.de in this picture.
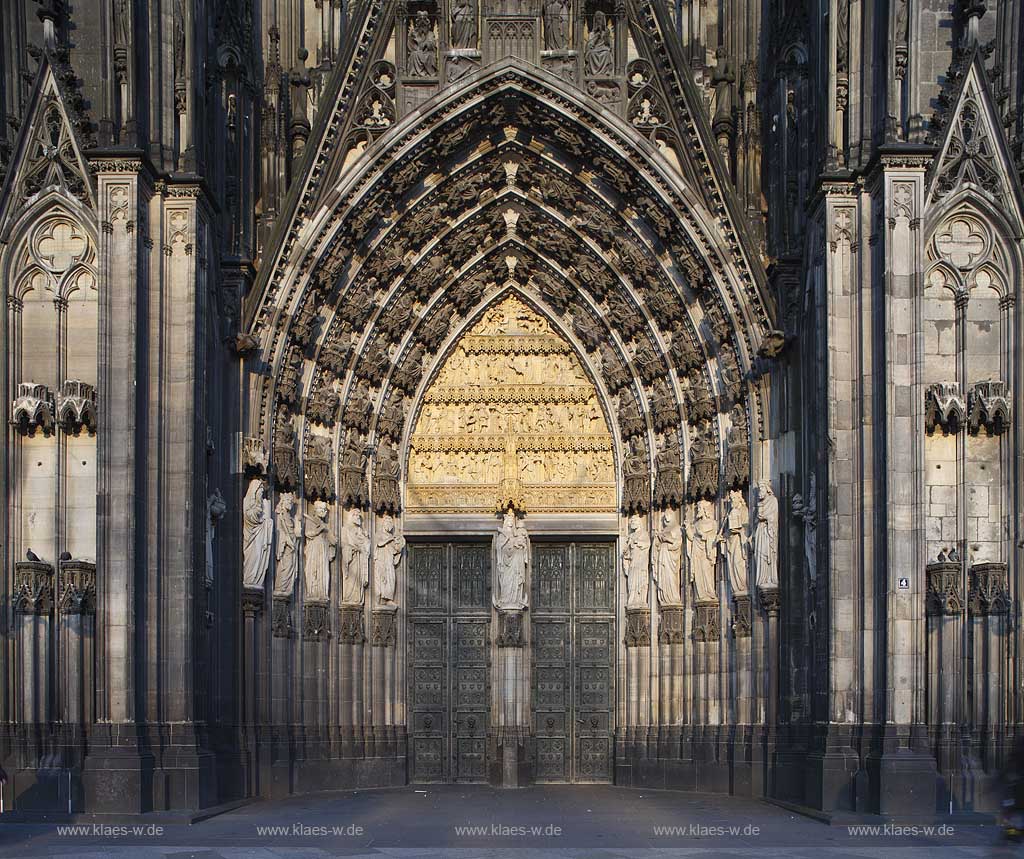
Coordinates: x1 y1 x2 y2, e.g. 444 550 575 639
57 824 165 838
454 823 563 837
847 824 956 837
254 823 365 837
653 823 761 837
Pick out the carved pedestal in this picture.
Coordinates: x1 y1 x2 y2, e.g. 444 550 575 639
337 606 364 757
14 560 55 724
370 608 397 755
969 563 1007 771
493 609 528 787
58 560 96 724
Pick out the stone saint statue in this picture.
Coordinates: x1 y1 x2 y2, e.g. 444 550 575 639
793 473 817 583
721 490 749 597
652 509 683 607
754 481 779 589
205 488 226 588
685 500 718 603
622 514 651 610
341 509 370 605
303 499 337 602
375 513 405 608
493 509 529 610
273 493 301 598
585 12 614 77
407 12 437 78
242 479 272 590
543 0 570 50
450 0 476 49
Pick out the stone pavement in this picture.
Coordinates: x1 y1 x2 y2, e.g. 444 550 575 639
0 785 1012 858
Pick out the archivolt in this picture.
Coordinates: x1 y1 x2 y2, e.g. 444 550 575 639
246 63 772 509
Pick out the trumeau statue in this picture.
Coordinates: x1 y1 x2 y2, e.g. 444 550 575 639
242 479 273 590
493 509 529 610
622 513 651 610
721 489 749 597
374 513 405 608
542 0 570 51
793 472 817 583
341 508 371 605
686 499 718 603
273 493 301 598
652 509 683 607
205 489 227 589
408 12 437 78
304 499 337 603
585 12 614 78
754 481 779 590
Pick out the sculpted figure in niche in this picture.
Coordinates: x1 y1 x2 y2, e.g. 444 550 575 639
754 481 779 589
652 509 683 607
793 472 817 583
450 0 476 49
585 12 614 78
206 489 227 588
375 513 405 608
273 493 301 598
408 12 437 78
304 499 337 602
242 479 273 590
721 489 749 597
543 0 570 50
622 513 651 610
685 500 718 603
341 509 370 605
494 509 529 610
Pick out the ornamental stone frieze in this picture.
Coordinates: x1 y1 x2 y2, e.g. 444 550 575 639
687 421 719 500
56 380 97 434
272 409 299 491
724 404 750 490
658 607 685 644
653 434 684 509
925 383 966 435
967 381 1011 436
338 606 365 645
11 383 55 436
731 595 752 638
271 597 294 638
692 601 720 642
14 558 55 615
624 609 651 647
303 435 334 501
968 562 1009 616
370 609 397 647
58 559 96 614
926 561 963 616
496 610 525 647
407 296 615 514
303 603 332 642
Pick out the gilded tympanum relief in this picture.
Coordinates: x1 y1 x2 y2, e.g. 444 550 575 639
407 294 615 514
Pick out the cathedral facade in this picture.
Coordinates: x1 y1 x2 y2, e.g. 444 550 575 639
0 0 1021 818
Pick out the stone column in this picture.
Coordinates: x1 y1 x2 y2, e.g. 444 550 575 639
240 589 265 796
14 561 55 726
658 607 687 784
269 595 294 798
494 609 528 787
925 560 963 781
732 594 753 794
625 608 651 764
759 587 780 797
337 605 363 762
969 562 1008 778
57 560 96 726
370 608 398 759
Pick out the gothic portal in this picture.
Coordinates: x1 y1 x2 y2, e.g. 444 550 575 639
1 0 1023 820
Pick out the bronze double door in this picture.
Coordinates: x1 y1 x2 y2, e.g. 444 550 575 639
407 540 616 784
